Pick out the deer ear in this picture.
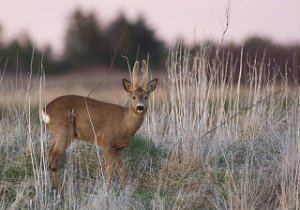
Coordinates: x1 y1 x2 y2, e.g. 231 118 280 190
123 79 133 92
147 79 158 92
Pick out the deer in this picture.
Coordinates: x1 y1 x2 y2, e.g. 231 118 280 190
41 60 158 191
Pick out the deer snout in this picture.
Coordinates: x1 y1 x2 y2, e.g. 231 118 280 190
136 103 145 113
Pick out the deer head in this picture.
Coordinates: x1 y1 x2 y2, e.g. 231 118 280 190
123 60 158 114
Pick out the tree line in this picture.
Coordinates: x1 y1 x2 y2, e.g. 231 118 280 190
0 8 299 82
190 37 300 84
0 9 166 75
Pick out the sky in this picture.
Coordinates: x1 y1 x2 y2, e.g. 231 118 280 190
0 0 299 55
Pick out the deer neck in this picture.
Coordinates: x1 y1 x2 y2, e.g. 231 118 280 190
124 108 145 136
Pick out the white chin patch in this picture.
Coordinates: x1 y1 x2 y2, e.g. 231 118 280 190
137 110 144 113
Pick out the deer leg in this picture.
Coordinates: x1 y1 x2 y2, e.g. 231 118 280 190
116 149 125 187
48 143 63 190
103 148 116 191
48 125 72 190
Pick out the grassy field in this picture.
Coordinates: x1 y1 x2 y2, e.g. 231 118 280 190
0 46 300 209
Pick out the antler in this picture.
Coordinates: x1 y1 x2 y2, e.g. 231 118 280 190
141 60 148 90
132 61 139 90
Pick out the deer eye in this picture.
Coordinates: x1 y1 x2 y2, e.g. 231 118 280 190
133 96 136 100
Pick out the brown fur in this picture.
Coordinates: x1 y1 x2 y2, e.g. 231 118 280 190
44 61 158 191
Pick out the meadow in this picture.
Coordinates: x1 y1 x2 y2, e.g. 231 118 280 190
0 45 299 209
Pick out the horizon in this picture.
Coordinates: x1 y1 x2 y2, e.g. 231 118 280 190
0 0 299 55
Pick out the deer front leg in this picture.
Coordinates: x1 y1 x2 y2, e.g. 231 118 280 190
116 149 125 187
103 148 116 191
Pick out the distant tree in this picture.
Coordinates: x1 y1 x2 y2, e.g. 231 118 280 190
244 36 273 57
106 13 135 66
39 45 69 74
0 25 3 46
107 13 165 68
132 16 165 66
0 32 65 74
3 35 36 73
63 9 111 68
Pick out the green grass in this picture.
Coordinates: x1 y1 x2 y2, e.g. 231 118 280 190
126 135 165 164
133 187 155 209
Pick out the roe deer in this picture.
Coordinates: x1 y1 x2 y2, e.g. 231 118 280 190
42 60 158 190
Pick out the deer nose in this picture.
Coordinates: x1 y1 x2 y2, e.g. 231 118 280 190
136 104 145 112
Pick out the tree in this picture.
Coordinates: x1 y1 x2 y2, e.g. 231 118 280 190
106 13 136 67
107 13 165 68
132 16 165 66
244 36 273 57
0 25 3 46
63 9 111 68
2 35 63 74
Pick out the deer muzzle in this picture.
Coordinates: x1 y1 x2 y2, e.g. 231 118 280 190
136 103 145 113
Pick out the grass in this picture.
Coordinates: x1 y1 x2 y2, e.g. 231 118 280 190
1 45 300 209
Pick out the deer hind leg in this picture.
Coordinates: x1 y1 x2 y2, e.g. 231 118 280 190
48 142 64 190
48 124 75 189
48 109 75 190
48 128 72 190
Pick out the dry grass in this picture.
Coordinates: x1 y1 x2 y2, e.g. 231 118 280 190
1 46 300 209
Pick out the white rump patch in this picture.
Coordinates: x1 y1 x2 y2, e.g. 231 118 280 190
41 110 50 123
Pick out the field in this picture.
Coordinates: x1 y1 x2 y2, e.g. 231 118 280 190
0 46 300 209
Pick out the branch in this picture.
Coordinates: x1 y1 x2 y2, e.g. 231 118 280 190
201 89 283 138
220 0 231 47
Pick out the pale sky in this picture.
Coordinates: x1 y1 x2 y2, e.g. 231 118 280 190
0 0 299 55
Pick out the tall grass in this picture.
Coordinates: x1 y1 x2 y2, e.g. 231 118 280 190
1 45 300 209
